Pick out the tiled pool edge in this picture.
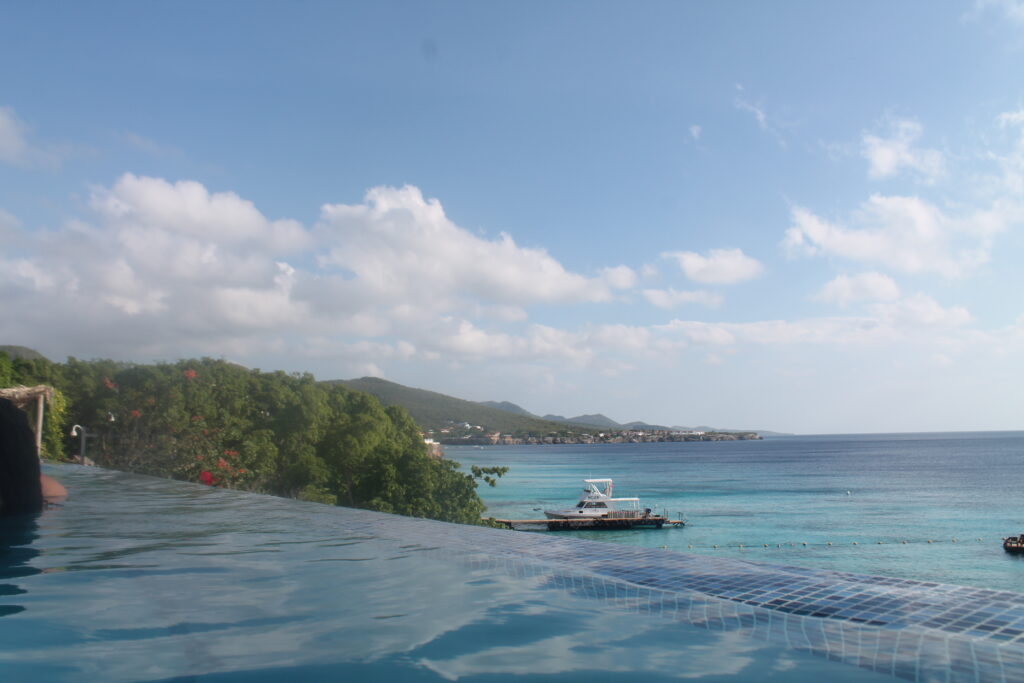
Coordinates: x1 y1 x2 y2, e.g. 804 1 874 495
37 466 1024 683
335 507 1024 683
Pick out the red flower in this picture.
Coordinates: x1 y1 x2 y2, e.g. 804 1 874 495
199 471 214 485
183 369 197 380
103 377 117 390
196 455 204 462
129 409 142 418
238 469 247 474
217 457 230 470
191 415 203 422
223 449 239 458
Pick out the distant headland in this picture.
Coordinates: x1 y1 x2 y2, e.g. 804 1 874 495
332 377 775 444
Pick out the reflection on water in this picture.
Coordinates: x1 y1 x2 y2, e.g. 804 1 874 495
0 514 40 617
0 466 888 682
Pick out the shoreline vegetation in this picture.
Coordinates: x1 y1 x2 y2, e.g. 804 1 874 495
433 428 763 446
0 350 505 526
1 346 759 525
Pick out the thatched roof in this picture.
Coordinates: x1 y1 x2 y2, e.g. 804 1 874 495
0 385 54 409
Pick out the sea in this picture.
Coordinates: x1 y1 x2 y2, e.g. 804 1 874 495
447 431 1024 594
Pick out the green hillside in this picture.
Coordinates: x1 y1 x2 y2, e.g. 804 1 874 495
477 400 534 417
0 345 50 362
331 377 593 435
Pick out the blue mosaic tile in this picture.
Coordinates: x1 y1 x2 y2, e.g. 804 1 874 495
326 506 1024 682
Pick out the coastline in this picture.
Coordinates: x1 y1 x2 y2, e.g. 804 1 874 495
438 429 763 446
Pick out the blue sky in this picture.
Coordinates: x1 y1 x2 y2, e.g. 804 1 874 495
2 1 1024 433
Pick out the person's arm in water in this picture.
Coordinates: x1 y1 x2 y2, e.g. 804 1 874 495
40 474 67 502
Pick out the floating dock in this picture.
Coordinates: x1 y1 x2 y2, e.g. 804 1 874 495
495 515 684 531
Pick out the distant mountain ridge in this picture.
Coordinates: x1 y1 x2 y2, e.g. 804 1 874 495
543 413 621 428
330 378 592 434
480 398 785 435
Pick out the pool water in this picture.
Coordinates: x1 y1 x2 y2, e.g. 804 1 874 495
2 465 1020 682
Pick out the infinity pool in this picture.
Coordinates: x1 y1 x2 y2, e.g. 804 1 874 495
1 465 1020 681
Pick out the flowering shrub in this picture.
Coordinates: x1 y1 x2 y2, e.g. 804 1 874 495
53 357 497 525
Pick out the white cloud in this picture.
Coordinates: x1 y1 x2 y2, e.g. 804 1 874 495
659 292 972 348
92 173 310 254
435 321 596 366
862 118 944 182
424 320 690 368
783 195 1019 277
474 304 529 322
2 258 59 292
119 131 185 158
0 208 21 241
0 173 1009 390
317 185 622 308
0 106 57 168
735 99 767 130
600 265 637 290
869 293 971 328
998 108 1024 129
814 273 901 306
733 93 786 146
689 124 702 140
0 106 31 165
353 362 384 377
663 248 763 284
642 288 722 309
975 0 1024 23
0 177 654 369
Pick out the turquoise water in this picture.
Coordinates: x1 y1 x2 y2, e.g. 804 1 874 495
0 466 892 682
448 432 1024 593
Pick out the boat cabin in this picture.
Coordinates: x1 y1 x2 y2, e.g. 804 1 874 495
545 478 649 520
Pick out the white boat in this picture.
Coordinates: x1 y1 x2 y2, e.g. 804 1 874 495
543 478 650 520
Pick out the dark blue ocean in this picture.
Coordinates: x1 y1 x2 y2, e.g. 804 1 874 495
448 432 1024 593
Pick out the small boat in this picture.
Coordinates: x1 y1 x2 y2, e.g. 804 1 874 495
1004 535 1024 553
544 478 652 520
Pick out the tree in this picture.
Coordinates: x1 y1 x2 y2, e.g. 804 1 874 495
18 356 505 526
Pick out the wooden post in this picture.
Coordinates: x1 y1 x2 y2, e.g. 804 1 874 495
35 392 44 458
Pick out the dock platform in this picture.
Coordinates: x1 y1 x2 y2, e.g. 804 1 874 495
494 516 685 531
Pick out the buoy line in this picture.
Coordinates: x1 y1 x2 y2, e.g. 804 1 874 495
681 537 991 550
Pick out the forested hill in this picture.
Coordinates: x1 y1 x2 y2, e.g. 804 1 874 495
1 353 501 525
330 377 593 435
0 345 50 361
